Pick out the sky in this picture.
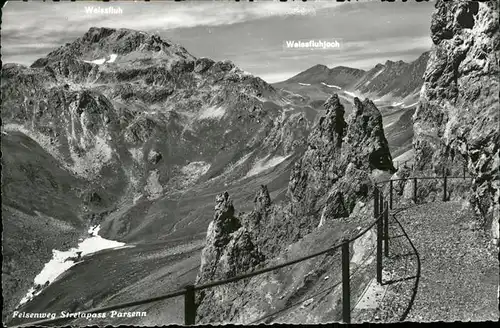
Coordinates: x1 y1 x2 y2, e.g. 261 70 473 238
1 0 435 83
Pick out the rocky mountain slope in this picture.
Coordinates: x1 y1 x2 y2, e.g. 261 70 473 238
193 0 500 323
274 65 365 90
273 52 429 109
195 94 395 323
351 52 430 103
410 0 499 243
1 27 314 321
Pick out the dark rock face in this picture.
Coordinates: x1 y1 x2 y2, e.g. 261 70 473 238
412 0 499 241
253 185 272 214
287 94 347 213
196 192 264 283
344 98 395 172
288 94 394 218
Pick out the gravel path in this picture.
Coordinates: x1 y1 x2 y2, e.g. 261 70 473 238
394 201 498 322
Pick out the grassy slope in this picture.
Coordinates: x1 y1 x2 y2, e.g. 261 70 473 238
1 132 86 321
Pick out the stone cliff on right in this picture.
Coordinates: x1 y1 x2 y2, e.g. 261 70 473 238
411 0 499 242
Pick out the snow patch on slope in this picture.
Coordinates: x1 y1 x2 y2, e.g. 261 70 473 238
404 102 419 108
321 82 341 89
298 82 311 86
224 152 253 174
83 54 118 65
18 225 130 306
85 58 106 65
371 67 385 79
344 91 359 98
246 155 290 178
107 54 118 63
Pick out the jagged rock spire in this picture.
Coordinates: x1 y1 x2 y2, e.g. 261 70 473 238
254 185 271 213
343 97 395 172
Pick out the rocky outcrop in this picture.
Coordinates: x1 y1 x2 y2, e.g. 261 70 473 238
195 192 264 323
288 94 394 219
344 98 396 172
412 0 499 242
195 94 395 323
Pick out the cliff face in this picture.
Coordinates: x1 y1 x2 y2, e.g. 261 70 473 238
412 0 499 241
288 95 394 218
195 94 394 323
1 27 315 318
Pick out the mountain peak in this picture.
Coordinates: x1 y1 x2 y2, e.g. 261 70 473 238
31 27 195 68
310 64 329 70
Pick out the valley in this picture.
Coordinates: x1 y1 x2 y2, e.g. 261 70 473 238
2 0 498 325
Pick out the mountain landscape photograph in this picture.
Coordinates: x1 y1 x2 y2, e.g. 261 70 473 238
1 0 498 326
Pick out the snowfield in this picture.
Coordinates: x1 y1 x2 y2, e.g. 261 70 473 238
108 54 118 63
321 82 341 89
344 91 358 98
404 102 419 108
83 53 118 65
84 58 106 65
18 225 131 306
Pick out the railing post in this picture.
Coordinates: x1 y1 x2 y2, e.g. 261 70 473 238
389 180 393 210
379 191 384 216
443 168 448 202
184 285 196 325
376 204 383 284
384 201 389 257
341 238 351 324
374 186 379 219
413 177 417 204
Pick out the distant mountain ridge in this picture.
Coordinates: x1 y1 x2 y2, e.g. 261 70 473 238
273 51 430 105
353 52 430 100
274 64 366 89
1 26 315 320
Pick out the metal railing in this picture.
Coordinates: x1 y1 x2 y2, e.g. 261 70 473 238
11 195 389 327
11 168 474 327
380 167 473 209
